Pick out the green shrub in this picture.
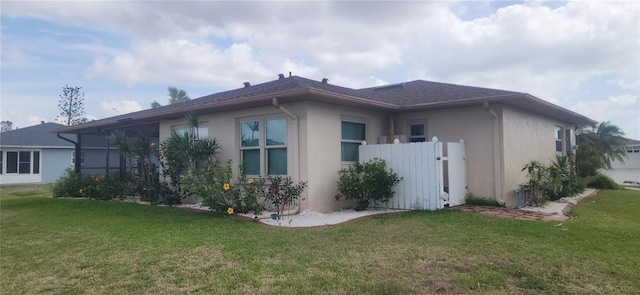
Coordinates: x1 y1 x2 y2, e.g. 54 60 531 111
83 175 132 201
183 161 268 213
52 169 94 198
335 158 402 211
264 175 307 218
520 156 585 206
585 173 620 190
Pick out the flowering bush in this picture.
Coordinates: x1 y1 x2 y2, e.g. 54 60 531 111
183 160 266 214
263 175 307 219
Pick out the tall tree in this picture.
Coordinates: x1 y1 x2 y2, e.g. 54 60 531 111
575 121 628 176
0 120 13 133
595 121 628 169
167 87 190 104
57 85 88 126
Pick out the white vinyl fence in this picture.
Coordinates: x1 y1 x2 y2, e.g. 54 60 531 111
359 139 467 210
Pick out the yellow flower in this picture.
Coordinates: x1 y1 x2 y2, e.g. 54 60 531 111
227 207 234 215
223 183 230 191
207 185 212 190
79 188 83 194
247 178 254 184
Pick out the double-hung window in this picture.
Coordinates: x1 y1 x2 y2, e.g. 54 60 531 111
555 127 563 152
240 118 287 176
341 121 366 162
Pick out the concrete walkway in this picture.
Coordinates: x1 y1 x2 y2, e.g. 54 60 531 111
455 188 598 221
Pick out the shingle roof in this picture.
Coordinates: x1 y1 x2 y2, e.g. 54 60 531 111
1 122 75 147
625 138 640 145
355 80 521 106
52 75 596 135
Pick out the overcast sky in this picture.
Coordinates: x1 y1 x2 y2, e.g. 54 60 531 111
1 1 639 139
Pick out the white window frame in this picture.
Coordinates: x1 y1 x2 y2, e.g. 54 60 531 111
4 150 39 174
555 127 564 153
239 116 288 176
408 120 427 142
341 119 367 162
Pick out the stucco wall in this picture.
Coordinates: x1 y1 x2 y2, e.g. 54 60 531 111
41 148 74 183
395 106 496 202
158 100 388 213
159 103 308 207
501 105 572 207
303 101 388 212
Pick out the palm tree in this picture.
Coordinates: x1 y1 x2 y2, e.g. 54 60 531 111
167 87 190 104
576 121 627 173
596 121 628 169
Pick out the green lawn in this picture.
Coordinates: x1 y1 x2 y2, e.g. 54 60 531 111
1 186 639 294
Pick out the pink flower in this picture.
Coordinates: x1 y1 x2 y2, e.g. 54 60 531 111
270 188 276 195
150 142 156 147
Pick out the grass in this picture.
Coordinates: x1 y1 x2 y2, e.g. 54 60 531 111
0 183 53 200
1 186 639 294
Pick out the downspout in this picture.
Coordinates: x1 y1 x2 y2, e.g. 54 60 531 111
57 133 82 174
483 102 504 205
272 97 301 216
105 134 110 176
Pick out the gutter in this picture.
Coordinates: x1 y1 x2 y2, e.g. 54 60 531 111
272 97 302 215
57 133 81 174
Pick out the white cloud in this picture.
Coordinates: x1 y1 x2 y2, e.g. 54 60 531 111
2 1 638 137
99 100 143 117
573 94 640 139
87 40 272 87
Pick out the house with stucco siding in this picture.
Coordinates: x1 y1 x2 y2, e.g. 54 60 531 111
53 75 596 211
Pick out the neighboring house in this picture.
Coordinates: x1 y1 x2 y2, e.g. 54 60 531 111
0 122 120 185
605 138 640 184
53 75 596 211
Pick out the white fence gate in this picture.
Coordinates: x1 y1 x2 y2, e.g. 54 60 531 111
359 139 467 210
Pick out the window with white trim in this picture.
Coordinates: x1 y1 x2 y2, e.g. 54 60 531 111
409 121 426 142
555 127 563 152
4 151 39 174
240 117 287 176
341 121 366 162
